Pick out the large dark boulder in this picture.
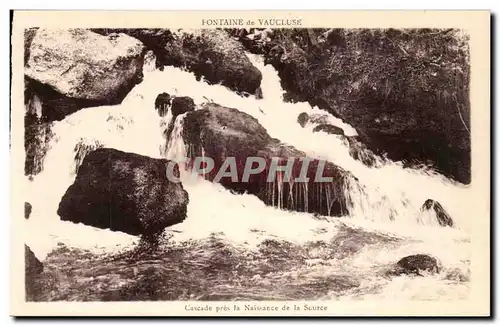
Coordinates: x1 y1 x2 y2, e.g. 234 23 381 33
57 148 189 239
25 29 145 122
24 109 53 176
421 199 454 227
391 254 441 276
343 136 382 167
239 28 471 184
182 103 352 216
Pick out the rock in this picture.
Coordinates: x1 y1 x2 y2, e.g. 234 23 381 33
155 92 172 117
245 29 471 183
25 29 145 121
163 29 262 95
297 112 309 127
73 138 104 174
24 109 53 176
143 50 156 72
57 148 189 240
25 245 43 275
91 28 174 70
163 96 196 142
171 96 196 117
393 254 441 276
182 103 352 216
24 202 32 219
25 244 43 301
421 199 454 227
313 124 345 136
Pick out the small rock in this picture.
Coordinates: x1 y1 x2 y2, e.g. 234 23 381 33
24 202 32 219
171 96 196 117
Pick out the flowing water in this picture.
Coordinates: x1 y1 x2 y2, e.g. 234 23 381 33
24 53 472 301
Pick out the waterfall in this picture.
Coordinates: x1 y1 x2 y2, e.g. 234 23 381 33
21 49 472 301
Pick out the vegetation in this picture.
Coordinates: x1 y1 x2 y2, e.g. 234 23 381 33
234 28 471 183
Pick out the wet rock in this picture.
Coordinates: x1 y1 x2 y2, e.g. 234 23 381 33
24 202 32 219
421 199 454 227
57 148 189 240
24 109 53 176
313 124 345 136
171 96 196 117
26 28 145 101
94 28 263 94
162 96 196 142
242 29 471 184
445 267 470 282
155 92 172 117
343 136 381 167
163 29 262 95
297 112 309 127
182 103 352 216
25 29 145 121
25 245 43 275
393 254 441 276
255 87 263 100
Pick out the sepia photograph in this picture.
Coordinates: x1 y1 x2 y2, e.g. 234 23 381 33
9 10 490 317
